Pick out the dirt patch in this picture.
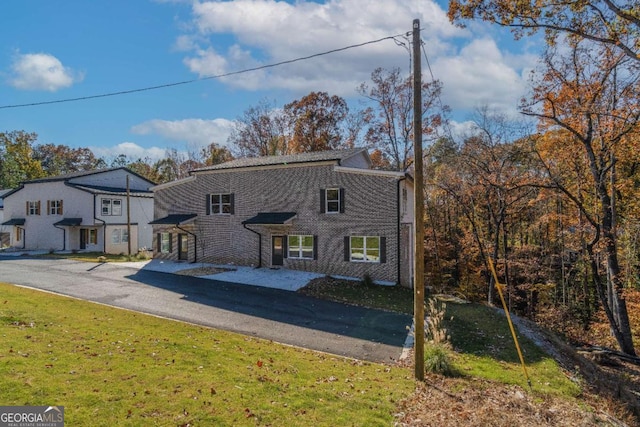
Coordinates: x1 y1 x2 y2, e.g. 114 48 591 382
174 267 234 277
394 373 629 427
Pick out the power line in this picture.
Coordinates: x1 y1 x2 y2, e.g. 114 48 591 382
0 33 408 110
421 38 456 144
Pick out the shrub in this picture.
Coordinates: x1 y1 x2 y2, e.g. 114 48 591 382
361 273 374 287
424 343 453 375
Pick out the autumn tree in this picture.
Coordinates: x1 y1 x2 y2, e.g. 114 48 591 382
523 39 640 355
447 0 640 62
228 99 289 157
0 131 45 188
284 91 351 153
201 142 234 166
428 108 537 305
33 143 102 176
358 67 446 171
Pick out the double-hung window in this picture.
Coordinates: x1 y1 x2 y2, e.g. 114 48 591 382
288 235 315 259
27 201 40 216
349 236 381 263
102 199 122 216
48 200 63 215
208 193 233 215
111 228 129 244
321 188 344 213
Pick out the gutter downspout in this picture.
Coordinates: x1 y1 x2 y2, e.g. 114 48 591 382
176 224 198 263
397 175 407 286
93 194 106 252
243 223 262 268
53 224 66 251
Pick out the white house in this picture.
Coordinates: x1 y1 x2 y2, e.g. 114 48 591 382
0 189 11 248
1 168 155 253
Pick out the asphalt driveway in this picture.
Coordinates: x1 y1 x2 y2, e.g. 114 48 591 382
0 256 412 363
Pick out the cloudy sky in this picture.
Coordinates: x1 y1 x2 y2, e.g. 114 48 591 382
0 0 541 161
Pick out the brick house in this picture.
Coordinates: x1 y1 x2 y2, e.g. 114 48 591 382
1 168 155 253
150 149 414 286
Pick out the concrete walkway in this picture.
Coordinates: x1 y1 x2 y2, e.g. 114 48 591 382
133 259 326 291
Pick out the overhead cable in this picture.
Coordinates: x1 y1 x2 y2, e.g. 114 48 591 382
0 33 408 110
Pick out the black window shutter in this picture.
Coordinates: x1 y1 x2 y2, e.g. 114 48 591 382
380 237 387 263
229 193 235 214
344 236 350 261
156 233 161 252
169 233 173 253
320 189 326 213
339 188 345 213
205 194 211 215
313 235 318 260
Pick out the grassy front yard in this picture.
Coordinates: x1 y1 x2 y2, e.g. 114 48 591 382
0 283 413 426
2 272 631 425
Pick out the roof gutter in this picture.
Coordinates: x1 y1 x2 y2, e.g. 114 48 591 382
93 194 106 252
397 174 407 286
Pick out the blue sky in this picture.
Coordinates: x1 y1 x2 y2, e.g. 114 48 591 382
0 0 541 161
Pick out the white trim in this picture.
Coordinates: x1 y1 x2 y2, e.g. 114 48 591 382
151 175 196 191
334 166 406 178
195 160 339 175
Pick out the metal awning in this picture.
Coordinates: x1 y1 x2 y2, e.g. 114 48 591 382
1 218 25 226
242 212 297 225
149 213 197 225
54 218 82 226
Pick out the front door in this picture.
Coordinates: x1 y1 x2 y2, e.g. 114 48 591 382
80 228 87 250
271 235 284 266
178 233 188 261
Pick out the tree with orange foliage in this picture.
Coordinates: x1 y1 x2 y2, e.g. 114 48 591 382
523 39 640 356
284 91 351 153
448 0 640 62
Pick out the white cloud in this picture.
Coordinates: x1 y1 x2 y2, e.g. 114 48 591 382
131 118 234 146
8 52 83 91
180 0 462 97
91 142 167 162
169 0 544 121
432 38 534 117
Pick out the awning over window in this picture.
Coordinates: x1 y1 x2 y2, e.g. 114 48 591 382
242 212 297 225
54 218 82 226
1 218 25 226
149 213 197 225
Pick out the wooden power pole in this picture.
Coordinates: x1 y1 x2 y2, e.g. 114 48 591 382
413 18 425 381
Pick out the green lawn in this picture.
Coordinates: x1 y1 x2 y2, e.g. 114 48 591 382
1 276 583 426
0 283 414 426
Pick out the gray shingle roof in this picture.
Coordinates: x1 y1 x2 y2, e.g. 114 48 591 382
193 148 368 172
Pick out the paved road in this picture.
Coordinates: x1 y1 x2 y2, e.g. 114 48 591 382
0 256 412 363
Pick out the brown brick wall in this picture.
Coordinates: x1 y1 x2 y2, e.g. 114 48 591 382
153 163 407 284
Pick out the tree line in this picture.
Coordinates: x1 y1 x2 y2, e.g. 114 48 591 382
0 67 445 187
1 0 638 356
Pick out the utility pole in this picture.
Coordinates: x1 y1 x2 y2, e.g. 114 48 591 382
412 18 425 381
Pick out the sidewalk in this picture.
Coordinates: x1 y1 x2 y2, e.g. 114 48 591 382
133 259 325 291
